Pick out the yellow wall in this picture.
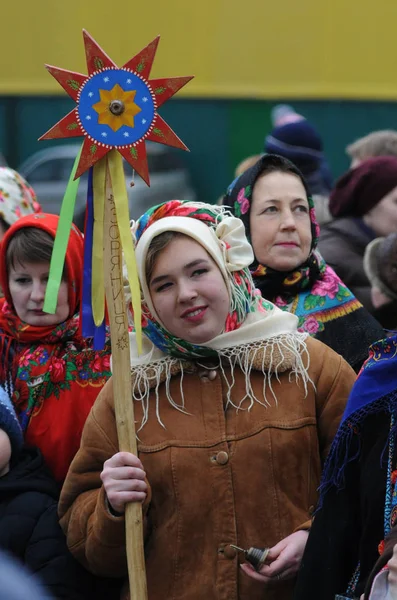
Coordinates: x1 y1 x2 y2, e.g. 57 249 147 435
2 0 397 99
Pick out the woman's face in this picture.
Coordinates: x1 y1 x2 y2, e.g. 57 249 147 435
149 236 230 344
8 262 69 327
250 171 312 272
363 185 397 237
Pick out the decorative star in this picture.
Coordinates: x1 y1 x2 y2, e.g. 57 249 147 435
93 85 141 131
86 115 91 120
123 132 130 138
40 30 194 185
117 333 129 351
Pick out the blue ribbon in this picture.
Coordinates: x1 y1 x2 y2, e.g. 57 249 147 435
81 167 106 350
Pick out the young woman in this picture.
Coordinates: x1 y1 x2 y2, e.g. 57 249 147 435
223 154 384 372
0 213 111 481
59 200 355 600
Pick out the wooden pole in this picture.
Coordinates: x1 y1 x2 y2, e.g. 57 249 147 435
103 162 148 600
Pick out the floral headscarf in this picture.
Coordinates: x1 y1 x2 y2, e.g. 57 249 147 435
131 200 298 360
223 154 361 338
0 168 41 228
127 200 310 427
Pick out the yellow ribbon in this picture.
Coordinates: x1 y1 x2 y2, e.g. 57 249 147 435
107 150 142 354
92 160 106 326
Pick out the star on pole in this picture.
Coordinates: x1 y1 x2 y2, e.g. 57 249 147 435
40 30 193 186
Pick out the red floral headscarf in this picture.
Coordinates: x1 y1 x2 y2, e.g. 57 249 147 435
0 213 111 481
0 213 83 341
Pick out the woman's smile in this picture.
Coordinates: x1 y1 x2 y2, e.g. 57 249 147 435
180 305 208 322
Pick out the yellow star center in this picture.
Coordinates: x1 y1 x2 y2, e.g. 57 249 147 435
92 84 142 132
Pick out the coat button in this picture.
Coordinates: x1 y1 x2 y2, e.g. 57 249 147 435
223 545 237 560
199 369 217 381
215 451 229 465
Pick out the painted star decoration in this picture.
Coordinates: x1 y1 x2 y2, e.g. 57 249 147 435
40 30 193 184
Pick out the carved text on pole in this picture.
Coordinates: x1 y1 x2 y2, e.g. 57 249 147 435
107 194 128 348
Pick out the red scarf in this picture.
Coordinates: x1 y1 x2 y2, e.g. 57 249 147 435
0 214 112 481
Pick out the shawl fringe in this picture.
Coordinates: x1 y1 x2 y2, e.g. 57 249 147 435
130 332 311 430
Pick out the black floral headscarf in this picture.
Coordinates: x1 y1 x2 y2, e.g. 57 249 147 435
223 154 323 302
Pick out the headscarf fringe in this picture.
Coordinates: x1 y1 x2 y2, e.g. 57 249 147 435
318 390 397 510
131 333 312 430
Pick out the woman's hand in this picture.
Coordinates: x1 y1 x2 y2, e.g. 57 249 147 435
100 452 148 515
240 530 309 584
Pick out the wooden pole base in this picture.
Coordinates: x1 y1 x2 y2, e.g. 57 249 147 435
103 162 148 600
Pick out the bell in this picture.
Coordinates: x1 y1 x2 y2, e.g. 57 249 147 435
230 545 270 572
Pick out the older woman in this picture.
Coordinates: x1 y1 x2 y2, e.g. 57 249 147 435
223 154 384 372
319 156 397 313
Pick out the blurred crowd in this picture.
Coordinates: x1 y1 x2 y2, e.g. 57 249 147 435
1 106 397 600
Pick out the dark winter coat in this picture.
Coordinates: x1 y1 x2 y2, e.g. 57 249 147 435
319 216 375 312
0 446 91 599
293 411 390 600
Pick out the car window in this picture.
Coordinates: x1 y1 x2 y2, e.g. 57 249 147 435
25 159 61 183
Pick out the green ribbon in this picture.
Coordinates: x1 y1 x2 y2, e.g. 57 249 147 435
43 144 82 314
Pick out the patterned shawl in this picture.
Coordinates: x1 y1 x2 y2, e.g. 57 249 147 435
223 154 384 371
0 214 111 481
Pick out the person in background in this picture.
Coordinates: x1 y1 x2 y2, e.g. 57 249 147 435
364 233 397 330
319 156 397 314
266 105 333 193
0 384 90 599
0 213 112 482
346 130 397 169
0 167 41 239
59 200 355 600
223 154 384 373
264 104 333 226
293 334 397 600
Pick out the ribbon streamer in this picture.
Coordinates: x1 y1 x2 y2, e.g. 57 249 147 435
92 160 106 326
81 167 106 349
107 150 142 354
43 145 82 314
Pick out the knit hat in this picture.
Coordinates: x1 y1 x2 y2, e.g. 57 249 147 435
364 234 397 301
264 120 323 175
0 168 41 228
329 156 397 218
0 385 23 461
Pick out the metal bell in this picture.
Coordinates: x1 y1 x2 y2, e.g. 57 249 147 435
230 545 270 572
